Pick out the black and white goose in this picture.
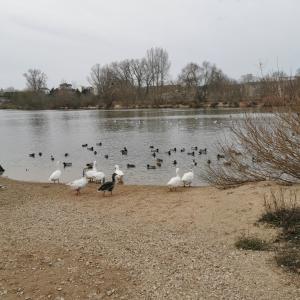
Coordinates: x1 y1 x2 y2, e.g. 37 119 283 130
98 173 117 196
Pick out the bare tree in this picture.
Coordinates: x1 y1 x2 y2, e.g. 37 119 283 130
88 64 102 95
23 69 47 92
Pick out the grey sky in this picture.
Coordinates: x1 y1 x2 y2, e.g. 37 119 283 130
0 0 299 89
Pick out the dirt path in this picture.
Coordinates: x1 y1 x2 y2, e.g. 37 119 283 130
0 177 299 299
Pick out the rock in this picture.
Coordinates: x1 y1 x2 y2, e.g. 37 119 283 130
106 289 116 296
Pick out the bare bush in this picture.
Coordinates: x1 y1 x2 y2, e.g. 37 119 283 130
202 108 300 188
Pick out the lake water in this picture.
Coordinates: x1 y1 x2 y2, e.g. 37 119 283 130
0 109 252 185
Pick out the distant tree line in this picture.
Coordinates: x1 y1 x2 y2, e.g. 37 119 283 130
1 47 300 109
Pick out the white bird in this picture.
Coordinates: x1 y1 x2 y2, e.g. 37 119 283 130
67 170 88 195
114 165 124 183
86 161 97 182
182 168 194 187
93 170 105 184
49 161 62 183
167 168 182 191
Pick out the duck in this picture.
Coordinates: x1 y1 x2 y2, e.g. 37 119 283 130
96 142 102 146
149 145 154 149
38 152 43 157
29 153 35 158
63 162 72 168
147 164 156 169
114 165 124 183
0 165 5 173
156 162 162 167
187 151 195 156
199 148 207 155
192 159 197 166
67 169 88 195
207 159 211 165
94 151 97 155
191 146 198 151
180 148 185 153
127 164 136 168
87 146 94 151
82 144 88 147
156 158 163 163
121 147 128 155
167 168 182 191
217 154 225 160
152 152 156 158
86 162 93 169
49 161 62 183
85 161 97 182
173 160 177 165
182 168 194 187
104 154 109 159
64 153 69 157
50 155 55 161
98 173 117 196
166 150 171 156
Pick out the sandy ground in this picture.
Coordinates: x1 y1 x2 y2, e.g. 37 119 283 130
0 177 299 300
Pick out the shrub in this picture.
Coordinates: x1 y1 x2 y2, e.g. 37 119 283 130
235 235 269 251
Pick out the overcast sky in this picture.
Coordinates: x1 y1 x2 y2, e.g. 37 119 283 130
0 0 299 89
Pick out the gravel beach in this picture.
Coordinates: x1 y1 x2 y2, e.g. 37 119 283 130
0 177 299 299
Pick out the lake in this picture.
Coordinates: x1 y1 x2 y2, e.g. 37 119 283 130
0 109 252 185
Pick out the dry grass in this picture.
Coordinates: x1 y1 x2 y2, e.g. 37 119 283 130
235 235 270 251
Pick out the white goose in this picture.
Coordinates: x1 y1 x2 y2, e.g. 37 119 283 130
114 165 124 183
182 168 194 187
86 161 97 182
167 168 182 191
93 170 105 184
49 161 62 183
67 169 88 195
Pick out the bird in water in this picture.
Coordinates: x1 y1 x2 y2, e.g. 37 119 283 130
98 173 117 196
49 161 62 183
67 169 88 195
167 168 182 191
182 168 194 187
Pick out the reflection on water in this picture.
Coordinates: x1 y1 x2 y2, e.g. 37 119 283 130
0 108 259 185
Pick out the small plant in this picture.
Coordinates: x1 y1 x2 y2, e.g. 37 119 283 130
275 248 300 274
235 235 269 251
260 189 300 228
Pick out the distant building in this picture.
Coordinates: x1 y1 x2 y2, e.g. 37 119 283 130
59 83 73 91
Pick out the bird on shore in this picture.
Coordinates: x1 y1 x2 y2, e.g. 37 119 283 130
98 173 117 196
167 168 182 191
49 161 62 183
85 161 97 182
67 169 88 195
182 168 194 187
114 165 124 183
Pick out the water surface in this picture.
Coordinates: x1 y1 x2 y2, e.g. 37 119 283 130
0 109 254 185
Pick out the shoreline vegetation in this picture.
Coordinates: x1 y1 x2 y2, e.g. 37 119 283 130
0 177 299 299
2 47 300 110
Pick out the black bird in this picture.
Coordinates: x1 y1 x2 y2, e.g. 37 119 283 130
156 162 162 167
193 159 197 166
38 152 42 156
0 165 5 173
87 146 94 151
156 158 163 163
82 144 88 147
191 146 198 150
64 153 69 157
127 164 136 168
151 149 159 153
173 160 177 165
86 162 93 169
98 173 117 196
121 148 128 155
152 152 156 158
199 148 207 155
217 154 225 160
96 142 102 146
207 159 211 164
50 155 55 161
171 147 177 152
94 151 97 155
104 154 109 159
149 145 154 149
147 164 156 169
187 151 195 156
167 150 171 156
29 153 35 158
63 162 72 168
180 148 185 152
